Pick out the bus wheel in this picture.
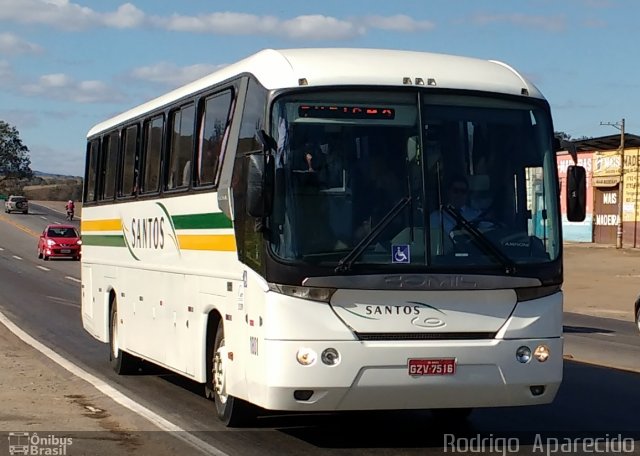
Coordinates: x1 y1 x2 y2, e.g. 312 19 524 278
109 299 139 375
211 320 255 427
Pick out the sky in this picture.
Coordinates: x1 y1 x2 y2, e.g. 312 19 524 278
0 0 638 176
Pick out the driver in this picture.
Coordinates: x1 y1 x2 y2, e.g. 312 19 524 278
430 175 480 236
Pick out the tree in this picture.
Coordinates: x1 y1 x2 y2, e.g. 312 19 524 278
0 120 33 179
554 131 572 141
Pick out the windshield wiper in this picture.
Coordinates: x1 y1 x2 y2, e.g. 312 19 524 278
442 205 516 274
335 196 412 273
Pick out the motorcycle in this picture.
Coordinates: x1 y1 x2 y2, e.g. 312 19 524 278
66 208 74 221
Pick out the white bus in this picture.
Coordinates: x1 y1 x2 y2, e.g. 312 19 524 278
81 48 586 426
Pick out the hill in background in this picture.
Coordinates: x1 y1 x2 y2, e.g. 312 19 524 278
34 170 82 179
0 172 82 201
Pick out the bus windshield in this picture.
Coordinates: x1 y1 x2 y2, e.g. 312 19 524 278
269 90 560 272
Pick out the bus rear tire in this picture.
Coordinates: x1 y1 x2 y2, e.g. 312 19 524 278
210 319 255 427
109 299 140 375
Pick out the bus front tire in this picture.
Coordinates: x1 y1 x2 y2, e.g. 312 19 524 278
109 300 140 375
209 319 256 427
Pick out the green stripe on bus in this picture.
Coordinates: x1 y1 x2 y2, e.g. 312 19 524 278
171 212 233 230
82 235 126 247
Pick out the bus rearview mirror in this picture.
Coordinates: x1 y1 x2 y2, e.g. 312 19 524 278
566 165 586 222
258 129 277 152
246 153 274 218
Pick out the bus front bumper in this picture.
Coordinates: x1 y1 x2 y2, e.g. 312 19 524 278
251 337 563 412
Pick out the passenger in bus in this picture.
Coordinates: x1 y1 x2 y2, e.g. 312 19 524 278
317 142 345 190
300 142 324 171
182 160 192 186
167 162 189 189
131 169 139 195
200 138 220 185
353 153 406 243
292 142 326 188
430 175 480 236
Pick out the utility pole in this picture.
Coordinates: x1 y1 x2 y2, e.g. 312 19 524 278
600 118 626 249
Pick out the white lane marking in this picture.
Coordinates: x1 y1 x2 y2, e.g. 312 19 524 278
37 266 51 271
0 311 229 456
45 296 81 309
65 276 81 283
51 301 80 309
12 255 22 260
0 247 4 251
41 216 48 221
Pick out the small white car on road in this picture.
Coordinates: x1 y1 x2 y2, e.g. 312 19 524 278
4 195 29 214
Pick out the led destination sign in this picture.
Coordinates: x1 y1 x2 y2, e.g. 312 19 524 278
298 105 395 119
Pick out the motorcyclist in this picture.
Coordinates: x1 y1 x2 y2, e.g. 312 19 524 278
65 200 75 220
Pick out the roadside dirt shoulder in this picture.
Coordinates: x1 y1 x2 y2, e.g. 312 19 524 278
563 243 639 321
0 322 202 456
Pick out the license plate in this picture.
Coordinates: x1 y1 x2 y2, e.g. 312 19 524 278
60 249 71 253
408 358 456 376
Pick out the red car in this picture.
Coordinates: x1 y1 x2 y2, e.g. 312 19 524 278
38 224 82 261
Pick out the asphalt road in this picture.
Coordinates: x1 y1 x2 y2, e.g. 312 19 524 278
0 203 639 455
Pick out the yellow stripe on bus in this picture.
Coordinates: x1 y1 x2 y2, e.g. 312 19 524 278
81 219 122 232
177 234 236 251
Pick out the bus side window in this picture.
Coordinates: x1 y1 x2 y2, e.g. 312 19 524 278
197 91 232 187
120 125 139 197
142 115 164 194
101 131 118 201
84 139 100 203
167 103 195 190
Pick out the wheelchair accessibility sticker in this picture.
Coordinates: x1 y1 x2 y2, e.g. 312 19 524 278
392 244 410 264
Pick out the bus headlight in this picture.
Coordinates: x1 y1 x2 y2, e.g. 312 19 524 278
533 344 550 362
516 346 531 363
296 347 317 366
269 284 336 303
